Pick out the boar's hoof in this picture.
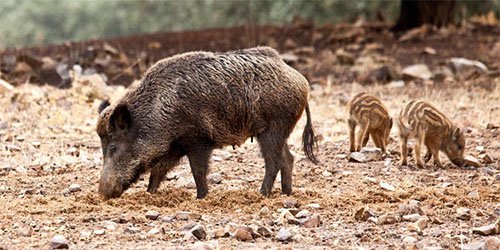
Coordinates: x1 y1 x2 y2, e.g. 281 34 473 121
196 191 208 199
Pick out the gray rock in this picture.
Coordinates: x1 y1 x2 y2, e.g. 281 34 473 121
257 226 271 238
402 64 432 80
68 184 81 192
303 214 321 228
349 147 383 163
234 226 253 241
449 57 488 74
190 225 207 240
124 226 141 234
460 242 486 250
354 207 376 222
456 207 471 220
472 220 499 236
276 228 292 241
207 173 222 184
50 235 69 249
145 210 160 220
295 210 310 219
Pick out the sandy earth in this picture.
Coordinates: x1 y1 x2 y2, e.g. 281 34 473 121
0 78 498 249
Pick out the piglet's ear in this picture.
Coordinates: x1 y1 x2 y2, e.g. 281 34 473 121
98 99 111 114
110 104 132 131
389 117 393 129
452 127 461 140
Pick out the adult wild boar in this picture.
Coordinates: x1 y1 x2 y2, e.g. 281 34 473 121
96 47 318 200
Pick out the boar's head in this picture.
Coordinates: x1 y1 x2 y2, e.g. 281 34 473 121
96 100 144 199
442 127 466 167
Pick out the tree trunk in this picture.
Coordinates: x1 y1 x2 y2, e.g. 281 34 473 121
392 0 456 32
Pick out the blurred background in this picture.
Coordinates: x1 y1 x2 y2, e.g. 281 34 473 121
0 0 498 48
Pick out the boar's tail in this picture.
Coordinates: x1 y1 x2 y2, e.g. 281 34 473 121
302 103 319 164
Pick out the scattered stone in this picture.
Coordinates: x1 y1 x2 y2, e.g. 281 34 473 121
161 215 175 223
183 231 197 242
148 227 163 235
185 242 215 250
207 173 222 184
449 57 488 74
403 235 418 245
176 212 201 221
102 221 117 230
336 49 355 65
179 221 198 231
387 80 405 88
408 216 429 233
464 155 483 168
472 220 500 236
349 147 383 162
124 226 141 234
398 203 424 216
259 206 270 217
257 226 272 238
368 217 378 224
460 241 487 250
423 47 436 55
68 184 81 192
378 213 400 225
116 214 133 224
234 226 253 241
50 235 69 249
145 210 160 220
354 207 376 222
93 229 105 235
15 166 28 174
18 226 33 237
214 228 229 238
276 228 292 241
275 209 298 225
303 214 321 228
283 198 298 208
380 182 396 191
486 123 499 129
305 203 321 209
295 210 310 219
403 214 422 222
456 207 471 220
402 64 432 80
190 225 207 240
478 153 493 164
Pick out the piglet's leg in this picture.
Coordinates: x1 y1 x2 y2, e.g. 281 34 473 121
348 118 357 152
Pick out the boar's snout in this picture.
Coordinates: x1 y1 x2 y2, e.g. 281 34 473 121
98 170 124 199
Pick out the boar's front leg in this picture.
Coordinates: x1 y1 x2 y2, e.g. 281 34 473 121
187 145 213 199
147 155 182 193
147 163 168 193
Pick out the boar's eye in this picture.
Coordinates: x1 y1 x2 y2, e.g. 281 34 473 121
108 144 117 155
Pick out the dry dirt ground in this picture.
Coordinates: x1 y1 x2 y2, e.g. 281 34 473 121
0 22 499 250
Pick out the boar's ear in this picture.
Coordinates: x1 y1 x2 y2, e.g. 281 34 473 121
110 104 132 131
98 99 111 114
452 127 461 141
389 117 393 129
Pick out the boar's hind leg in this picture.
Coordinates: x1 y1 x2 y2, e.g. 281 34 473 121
280 145 295 195
258 126 289 197
187 146 213 199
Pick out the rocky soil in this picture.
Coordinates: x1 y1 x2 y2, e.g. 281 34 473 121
0 20 499 249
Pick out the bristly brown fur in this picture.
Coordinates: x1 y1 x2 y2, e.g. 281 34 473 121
398 100 466 168
346 92 392 153
96 46 318 200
